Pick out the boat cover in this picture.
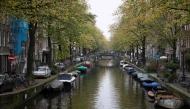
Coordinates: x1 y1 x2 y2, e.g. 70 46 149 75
44 80 63 89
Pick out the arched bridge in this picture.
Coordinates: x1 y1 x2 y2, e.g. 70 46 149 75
98 53 116 59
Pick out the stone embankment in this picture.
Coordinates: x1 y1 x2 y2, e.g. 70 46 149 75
130 62 190 108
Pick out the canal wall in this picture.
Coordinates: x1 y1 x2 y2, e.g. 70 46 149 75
0 63 83 109
0 75 56 109
129 62 190 108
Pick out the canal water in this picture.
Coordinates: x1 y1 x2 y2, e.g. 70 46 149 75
14 60 162 109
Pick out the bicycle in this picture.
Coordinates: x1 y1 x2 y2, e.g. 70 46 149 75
19 75 29 88
173 74 182 83
11 75 20 89
11 74 29 88
186 83 190 92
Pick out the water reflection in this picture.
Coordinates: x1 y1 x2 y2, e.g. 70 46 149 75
15 60 162 109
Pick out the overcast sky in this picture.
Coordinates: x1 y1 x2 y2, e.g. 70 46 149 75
87 0 123 41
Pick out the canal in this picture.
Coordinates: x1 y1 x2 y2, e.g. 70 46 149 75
14 59 161 109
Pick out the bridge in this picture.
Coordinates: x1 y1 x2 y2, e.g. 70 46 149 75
98 53 116 59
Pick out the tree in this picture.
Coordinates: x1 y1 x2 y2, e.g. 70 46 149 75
0 0 95 79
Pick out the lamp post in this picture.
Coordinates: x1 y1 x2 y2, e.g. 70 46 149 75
156 53 160 77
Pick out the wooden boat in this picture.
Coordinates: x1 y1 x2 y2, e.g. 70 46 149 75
43 80 64 91
154 91 184 109
148 91 155 99
148 85 170 99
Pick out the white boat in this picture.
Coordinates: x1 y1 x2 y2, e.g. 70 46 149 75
56 73 76 87
123 64 132 69
137 73 148 80
120 60 127 67
154 91 184 109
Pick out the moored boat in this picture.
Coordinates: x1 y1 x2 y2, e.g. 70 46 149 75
131 71 139 78
137 73 148 80
142 81 160 88
43 80 64 91
154 91 184 109
84 61 91 68
76 65 88 73
152 85 170 94
139 77 153 83
148 85 170 99
148 91 155 99
120 60 127 67
126 67 135 74
56 73 76 87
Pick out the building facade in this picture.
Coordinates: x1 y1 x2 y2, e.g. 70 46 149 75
0 15 11 72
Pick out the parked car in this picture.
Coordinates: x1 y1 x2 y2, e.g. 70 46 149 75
75 56 81 62
55 62 65 71
33 66 51 78
0 73 14 93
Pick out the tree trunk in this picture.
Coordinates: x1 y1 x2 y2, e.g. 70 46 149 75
172 41 177 63
142 36 146 66
26 22 37 79
136 45 139 60
47 36 52 68
70 44 73 64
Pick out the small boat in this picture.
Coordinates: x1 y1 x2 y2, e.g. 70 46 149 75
154 91 184 109
139 77 152 82
43 80 64 91
123 64 131 69
68 71 78 77
148 85 170 99
123 64 132 69
126 67 134 74
148 91 155 99
76 65 88 73
142 81 160 88
84 61 91 68
120 60 127 67
56 73 76 87
75 70 81 74
137 73 148 80
131 71 139 78
126 67 137 74
152 85 170 94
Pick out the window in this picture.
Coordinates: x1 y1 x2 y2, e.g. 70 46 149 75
7 32 9 43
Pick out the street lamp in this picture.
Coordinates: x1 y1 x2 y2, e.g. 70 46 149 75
156 53 160 77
